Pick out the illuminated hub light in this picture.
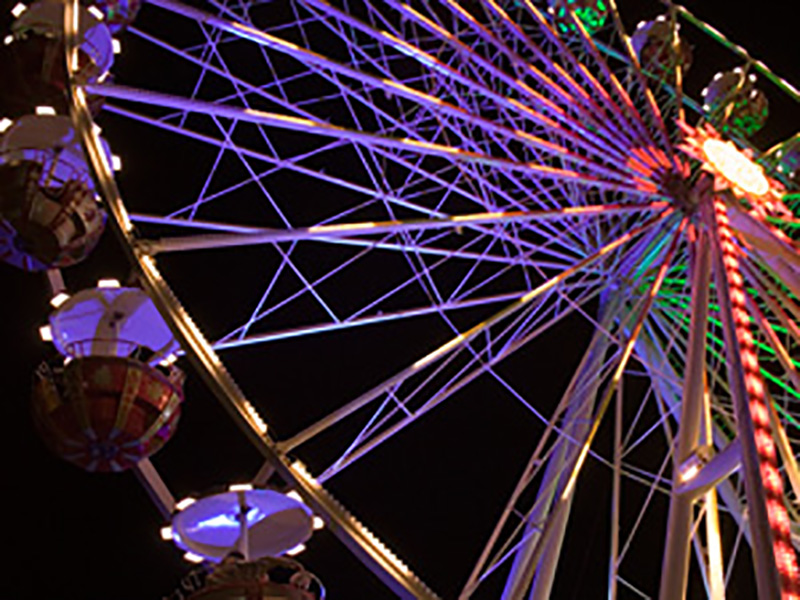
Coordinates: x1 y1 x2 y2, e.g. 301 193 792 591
50 292 70 308
713 199 800 598
2 35 12 45
39 325 53 342
10 3 26 17
160 526 173 541
111 155 122 171
35 106 56 116
97 278 120 288
678 123 788 218
112 39 122 54
312 516 325 530
175 497 197 511
0 118 12 133
702 139 770 196
285 543 306 557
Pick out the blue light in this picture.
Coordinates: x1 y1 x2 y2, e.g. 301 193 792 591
192 507 266 532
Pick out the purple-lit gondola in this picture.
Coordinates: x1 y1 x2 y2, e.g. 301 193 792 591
0 0 112 117
168 489 314 563
0 115 106 270
32 284 183 471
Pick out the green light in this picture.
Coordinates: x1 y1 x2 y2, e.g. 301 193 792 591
663 296 795 347
657 304 800 431
555 0 609 34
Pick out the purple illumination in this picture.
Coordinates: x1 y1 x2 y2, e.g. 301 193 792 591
170 490 313 563
48 286 178 359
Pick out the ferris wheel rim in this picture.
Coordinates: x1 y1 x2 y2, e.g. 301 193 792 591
48 0 800 597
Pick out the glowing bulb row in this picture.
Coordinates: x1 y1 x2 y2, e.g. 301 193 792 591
713 199 800 599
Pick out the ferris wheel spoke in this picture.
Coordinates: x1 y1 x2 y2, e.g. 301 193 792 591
314 0 644 176
207 214 585 347
466 219 689 598
613 416 676 592
557 6 662 148
603 0 676 157
475 1 642 149
743 282 800 398
194 120 345 325
461 319 626 597
497 219 685 599
141 0 658 186
211 290 547 351
276 208 671 454
132 212 559 270
729 205 800 301
289 277 591 465
94 82 665 202
404 0 648 167
109 108 569 263
741 256 800 344
137 202 667 253
209 218 582 347
331 270 600 458
488 0 667 163
739 261 800 363
103 102 415 217
103 101 648 265
315 280 605 483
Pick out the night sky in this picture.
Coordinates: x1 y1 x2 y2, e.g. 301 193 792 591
2 1 799 598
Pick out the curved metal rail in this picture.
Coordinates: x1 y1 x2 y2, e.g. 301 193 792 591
62 2 440 597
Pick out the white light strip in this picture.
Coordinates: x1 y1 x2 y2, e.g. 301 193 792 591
175 497 196 511
228 483 253 492
50 292 70 308
183 552 204 563
97 278 121 288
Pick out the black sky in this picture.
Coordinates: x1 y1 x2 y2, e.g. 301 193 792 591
2 1 799 599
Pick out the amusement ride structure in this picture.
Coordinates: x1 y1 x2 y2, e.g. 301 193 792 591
2 0 800 597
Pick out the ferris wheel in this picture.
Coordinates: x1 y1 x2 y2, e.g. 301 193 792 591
3 0 800 598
